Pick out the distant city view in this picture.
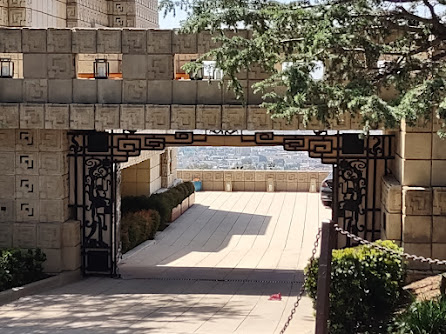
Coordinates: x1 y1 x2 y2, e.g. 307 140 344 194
178 147 332 171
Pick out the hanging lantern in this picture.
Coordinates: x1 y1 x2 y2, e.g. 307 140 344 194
94 59 109 79
0 58 14 78
189 60 204 80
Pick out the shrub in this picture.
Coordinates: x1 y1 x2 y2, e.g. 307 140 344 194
184 181 195 196
0 248 47 292
389 296 446 334
121 209 160 253
305 240 407 334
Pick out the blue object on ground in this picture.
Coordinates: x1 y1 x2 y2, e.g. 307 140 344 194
193 181 202 192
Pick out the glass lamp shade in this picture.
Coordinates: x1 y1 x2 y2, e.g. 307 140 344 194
0 58 13 78
94 59 109 79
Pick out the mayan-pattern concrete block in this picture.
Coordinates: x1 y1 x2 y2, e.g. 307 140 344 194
171 105 195 130
40 199 69 223
145 105 170 130
37 222 62 249
62 245 81 271
72 29 97 53
39 130 68 152
147 80 172 104
196 105 222 130
0 79 23 102
0 29 22 52
403 187 433 216
433 187 446 215
120 104 145 130
382 208 402 240
213 171 224 182
70 104 95 130
173 32 197 54
97 80 122 104
381 175 402 213
15 175 38 199
47 54 75 79
15 152 38 175
222 105 247 130
19 103 44 129
273 116 299 130
0 198 14 222
40 152 68 175
47 29 72 53
39 174 68 200
122 54 147 79
73 79 97 103
95 104 120 130
97 29 122 53
0 223 13 248
299 115 324 130
22 29 47 53
24 54 47 78
247 106 273 130
23 79 48 103
16 199 39 222
0 104 19 128
0 175 14 199
402 215 432 243
14 130 37 152
42 248 62 272
147 30 172 54
147 54 173 80
197 81 223 105
223 171 233 181
123 80 147 103
48 80 72 103
45 104 69 129
248 63 271 80
9 8 31 27
122 29 147 54
13 223 36 248
172 80 197 104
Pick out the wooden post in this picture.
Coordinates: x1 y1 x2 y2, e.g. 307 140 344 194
315 220 335 334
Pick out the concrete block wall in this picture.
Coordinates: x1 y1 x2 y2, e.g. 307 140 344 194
0 129 80 273
178 170 329 192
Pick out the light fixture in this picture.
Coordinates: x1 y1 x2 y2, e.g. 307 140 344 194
0 58 14 78
94 58 109 79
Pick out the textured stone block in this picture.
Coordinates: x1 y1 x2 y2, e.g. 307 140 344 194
72 29 97 53
70 104 95 130
197 81 223 105
401 117 432 133
0 199 14 222
0 223 13 248
20 103 44 129
432 134 446 159
147 30 172 54
402 215 432 243
122 54 147 79
0 104 19 128
47 54 75 79
399 132 432 160
47 29 72 53
432 161 446 187
97 80 122 104
40 199 69 223
0 28 21 52
24 54 47 78
172 81 197 104
403 187 433 216
8 8 31 27
120 105 145 130
95 104 120 130
433 187 446 215
62 245 81 271
97 29 122 53
122 29 147 54
222 105 247 130
73 79 97 103
196 105 222 130
198 31 220 54
173 32 197 54
171 105 196 130
381 175 402 213
45 104 69 129
13 223 37 248
23 80 48 103
39 152 68 175
145 105 170 130
15 152 38 175
223 80 247 104
15 175 38 199
147 80 172 104
22 29 47 53
48 80 73 103
403 242 431 270
37 222 62 249
147 55 173 80
123 80 147 103
15 130 37 152
16 199 39 222
39 130 68 151
399 159 431 187
247 106 273 130
0 79 23 102
39 175 68 200
382 209 402 240
42 248 62 273
0 175 15 199
248 63 271 80
433 216 446 243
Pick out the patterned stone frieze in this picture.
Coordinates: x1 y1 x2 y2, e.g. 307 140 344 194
8 8 31 27
45 104 69 129
120 104 145 130
403 186 433 216
47 54 75 79
382 175 402 213
0 104 19 129
72 29 97 53
222 105 247 130
122 29 147 54
173 32 197 54
16 152 38 175
0 28 21 52
247 106 272 130
171 105 196 130
69 104 95 130
15 175 38 199
196 105 222 130
19 104 45 129
22 29 47 53
95 104 120 130
145 104 170 130
16 200 39 222
47 29 72 53
97 29 122 53
147 30 172 54
433 187 446 216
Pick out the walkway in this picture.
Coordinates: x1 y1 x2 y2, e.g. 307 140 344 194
0 192 330 334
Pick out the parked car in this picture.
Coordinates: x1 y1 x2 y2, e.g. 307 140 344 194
320 172 333 208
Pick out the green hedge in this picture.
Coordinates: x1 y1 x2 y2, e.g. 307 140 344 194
121 181 196 231
121 209 161 253
0 248 47 292
304 240 407 334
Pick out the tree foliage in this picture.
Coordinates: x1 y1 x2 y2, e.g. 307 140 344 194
161 0 446 135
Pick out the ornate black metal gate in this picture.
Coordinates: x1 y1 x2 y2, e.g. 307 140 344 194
69 131 394 276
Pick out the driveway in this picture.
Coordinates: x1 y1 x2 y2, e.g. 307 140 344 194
0 192 330 334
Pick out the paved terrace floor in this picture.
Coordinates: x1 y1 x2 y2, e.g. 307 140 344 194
0 192 331 334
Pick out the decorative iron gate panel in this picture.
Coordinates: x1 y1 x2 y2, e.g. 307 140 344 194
69 131 394 275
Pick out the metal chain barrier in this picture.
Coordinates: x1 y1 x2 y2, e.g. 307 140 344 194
334 223 446 266
279 228 322 334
